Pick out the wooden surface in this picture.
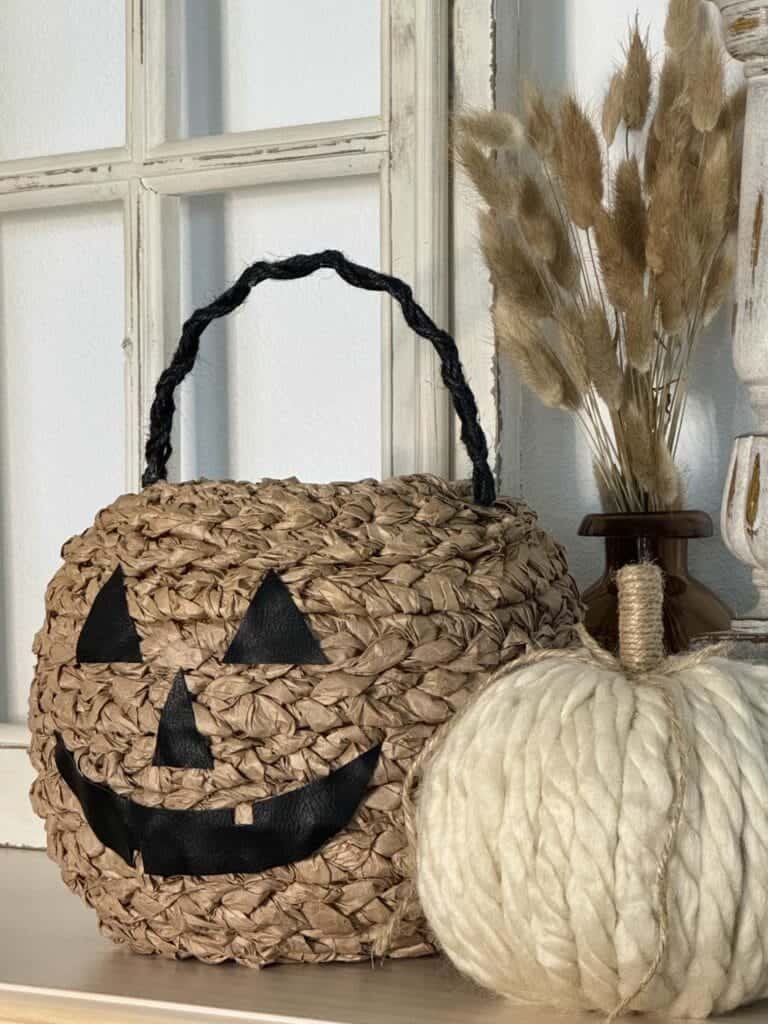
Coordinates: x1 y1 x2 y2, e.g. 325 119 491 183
0 848 504 1024
3 848 768 1024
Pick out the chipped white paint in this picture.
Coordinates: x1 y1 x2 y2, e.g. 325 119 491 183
451 0 499 482
0 122 389 194
0 2 495 847
494 0 523 493
718 1 768 626
722 436 768 624
388 0 451 479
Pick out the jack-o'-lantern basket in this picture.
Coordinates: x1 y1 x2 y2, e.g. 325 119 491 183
29 251 580 967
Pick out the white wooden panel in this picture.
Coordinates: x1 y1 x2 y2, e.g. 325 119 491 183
164 0 380 141
175 176 381 484
452 0 501 484
388 0 451 480
510 0 753 613
0 0 125 162
0 746 43 848
0 204 125 722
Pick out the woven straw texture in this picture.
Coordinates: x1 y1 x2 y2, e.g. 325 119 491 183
29 474 580 968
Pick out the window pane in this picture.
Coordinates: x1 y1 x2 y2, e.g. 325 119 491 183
176 175 381 484
165 0 380 140
0 204 125 721
0 0 126 162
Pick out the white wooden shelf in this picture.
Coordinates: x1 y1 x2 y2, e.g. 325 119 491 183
0 848 502 1024
3 849 768 1024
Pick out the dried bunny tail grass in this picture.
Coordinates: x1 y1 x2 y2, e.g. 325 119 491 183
702 233 737 327
646 98 692 198
549 223 580 291
518 175 559 262
689 30 725 133
582 303 622 410
494 298 581 411
479 210 553 320
593 207 645 313
658 95 695 166
726 86 748 231
646 161 683 275
514 346 581 411
665 0 701 52
556 97 604 229
655 55 685 138
651 216 702 332
455 110 525 150
493 293 541 352
645 124 662 190
620 365 637 411
519 177 578 287
623 402 681 506
625 295 655 372
622 19 652 131
695 129 731 255
653 435 683 507
653 222 703 332
656 270 688 333
525 83 558 159
558 305 591 390
455 134 519 214
614 156 647 271
602 71 625 146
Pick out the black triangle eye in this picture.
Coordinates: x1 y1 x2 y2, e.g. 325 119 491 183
223 571 328 665
76 566 143 664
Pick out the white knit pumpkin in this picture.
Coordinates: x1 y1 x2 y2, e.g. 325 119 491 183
416 566 768 1019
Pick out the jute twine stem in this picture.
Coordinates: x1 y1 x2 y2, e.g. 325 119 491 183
617 562 665 674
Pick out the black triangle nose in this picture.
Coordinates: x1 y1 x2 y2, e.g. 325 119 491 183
152 670 213 769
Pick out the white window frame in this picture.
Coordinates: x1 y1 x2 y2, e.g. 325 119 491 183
451 0 504 483
0 0 501 847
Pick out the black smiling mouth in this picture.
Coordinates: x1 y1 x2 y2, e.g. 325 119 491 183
55 734 381 877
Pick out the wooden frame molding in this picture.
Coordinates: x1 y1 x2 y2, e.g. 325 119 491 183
451 0 501 481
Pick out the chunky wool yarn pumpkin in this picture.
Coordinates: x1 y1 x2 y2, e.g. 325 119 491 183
28 251 580 968
417 563 768 1018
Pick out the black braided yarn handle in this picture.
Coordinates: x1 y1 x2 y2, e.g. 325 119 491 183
142 250 496 506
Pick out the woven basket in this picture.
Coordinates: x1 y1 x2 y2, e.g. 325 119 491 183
29 251 580 967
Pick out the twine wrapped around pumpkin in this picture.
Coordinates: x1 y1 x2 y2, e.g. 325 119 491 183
402 563 768 1019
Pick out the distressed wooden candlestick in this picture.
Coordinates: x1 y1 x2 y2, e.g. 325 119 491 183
716 2 768 655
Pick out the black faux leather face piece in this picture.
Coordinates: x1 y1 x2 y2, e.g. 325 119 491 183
55 734 381 877
76 565 143 664
223 570 329 665
152 670 214 769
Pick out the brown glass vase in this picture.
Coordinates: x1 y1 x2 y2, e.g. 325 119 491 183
578 511 732 653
